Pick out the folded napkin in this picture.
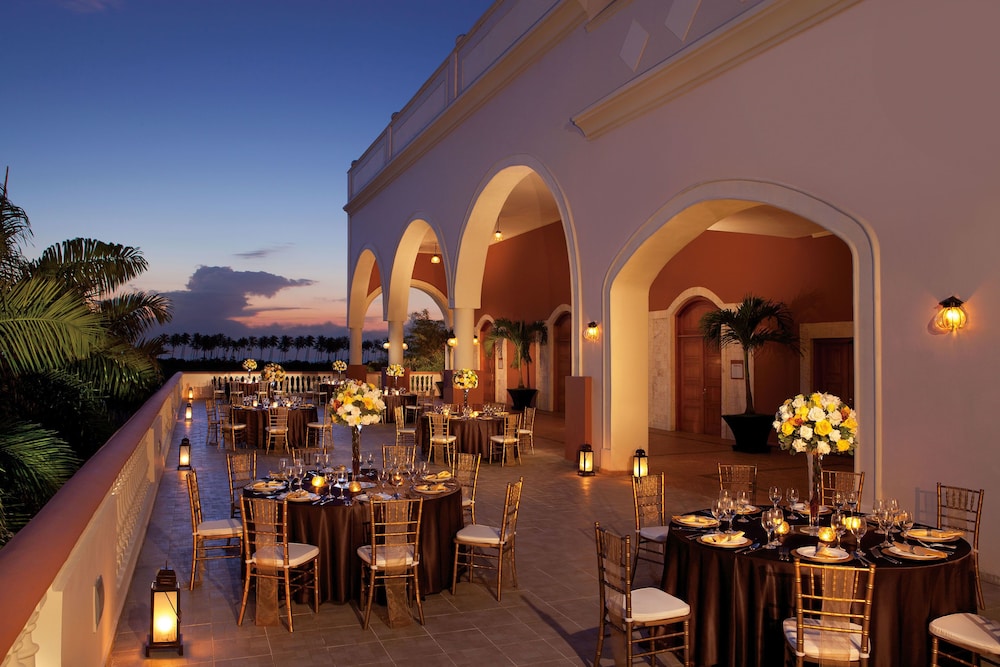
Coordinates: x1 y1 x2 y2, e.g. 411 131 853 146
892 541 947 558
813 545 845 560
674 514 717 526
907 527 963 539
416 483 448 492
252 480 284 490
432 470 451 480
705 531 745 544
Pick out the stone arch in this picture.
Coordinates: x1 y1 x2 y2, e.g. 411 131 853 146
348 248 381 331
605 180 879 502
386 217 437 322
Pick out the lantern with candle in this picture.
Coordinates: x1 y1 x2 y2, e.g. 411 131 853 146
145 566 182 656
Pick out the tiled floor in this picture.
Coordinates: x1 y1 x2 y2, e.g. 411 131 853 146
109 405 999 666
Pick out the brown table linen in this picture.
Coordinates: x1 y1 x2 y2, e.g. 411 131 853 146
231 406 316 449
416 415 504 458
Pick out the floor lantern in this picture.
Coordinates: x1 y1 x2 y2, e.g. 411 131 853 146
145 565 182 657
177 437 191 471
632 449 648 477
577 444 595 476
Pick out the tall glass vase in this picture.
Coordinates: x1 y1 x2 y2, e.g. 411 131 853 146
807 452 824 534
351 425 362 477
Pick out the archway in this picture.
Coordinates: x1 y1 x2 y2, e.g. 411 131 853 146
607 181 878 503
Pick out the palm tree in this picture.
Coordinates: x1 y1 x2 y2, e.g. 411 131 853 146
699 294 798 415
483 318 548 389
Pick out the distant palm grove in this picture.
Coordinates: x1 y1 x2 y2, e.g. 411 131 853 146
163 333 356 364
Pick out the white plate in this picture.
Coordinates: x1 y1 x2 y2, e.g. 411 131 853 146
284 491 319 503
736 505 761 515
699 533 751 548
903 528 962 543
887 545 948 560
412 483 453 494
791 503 832 514
672 514 720 528
250 480 285 492
795 546 851 562
423 472 452 482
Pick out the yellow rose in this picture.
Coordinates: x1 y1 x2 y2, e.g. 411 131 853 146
837 440 850 452
796 406 810 419
814 420 833 437
810 393 823 406
363 396 374 410
781 421 796 436
842 417 858 431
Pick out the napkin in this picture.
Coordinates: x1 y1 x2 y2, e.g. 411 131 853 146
705 531 745 544
416 483 448 492
907 527 963 539
285 489 313 500
252 480 284 491
431 470 451 480
892 541 947 558
674 514 716 526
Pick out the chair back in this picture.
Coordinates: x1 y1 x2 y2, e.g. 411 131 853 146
269 406 289 430
382 444 416 469
428 413 451 440
227 451 257 513
718 464 758 500
594 522 633 616
502 412 520 440
394 405 407 429
520 406 536 432
291 447 328 466
792 559 876 661
499 478 524 543
633 473 666 530
821 470 865 506
937 483 984 549
205 397 219 423
241 496 291 563
366 497 423 566
452 452 481 503
186 469 204 531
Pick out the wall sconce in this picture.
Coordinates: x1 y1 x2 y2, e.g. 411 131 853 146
584 321 601 342
632 449 648 478
145 566 182 657
493 217 503 242
187 387 194 401
177 437 191 471
447 337 458 348
184 402 193 421
473 336 479 345
577 444 595 476
430 253 441 264
383 341 390 350
936 296 968 331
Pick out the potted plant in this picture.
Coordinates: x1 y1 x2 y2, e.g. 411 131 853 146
484 318 548 410
700 295 798 453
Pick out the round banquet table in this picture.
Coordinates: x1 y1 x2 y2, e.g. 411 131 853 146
383 392 417 420
244 479 463 606
416 414 504 458
661 510 977 667
231 406 316 449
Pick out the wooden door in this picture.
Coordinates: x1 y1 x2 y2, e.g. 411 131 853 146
480 322 496 404
553 313 571 413
676 299 722 435
813 338 854 405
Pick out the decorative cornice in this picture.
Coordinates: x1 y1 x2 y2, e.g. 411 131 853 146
571 0 863 139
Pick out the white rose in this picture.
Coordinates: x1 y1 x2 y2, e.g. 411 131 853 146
829 430 841 442
807 406 827 422
828 410 842 426
793 439 807 452
772 420 781 430
792 396 806 408
799 425 813 440
817 442 831 455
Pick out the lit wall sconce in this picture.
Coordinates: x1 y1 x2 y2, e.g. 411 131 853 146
577 444 595 476
447 337 458 348
383 341 390 350
145 566 182 657
430 253 441 264
184 402 193 421
177 437 191 471
632 449 648 478
402 342 408 350
187 387 193 401
584 321 601 342
936 296 968 331
472 336 479 346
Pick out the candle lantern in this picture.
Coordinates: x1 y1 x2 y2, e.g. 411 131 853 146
177 437 191 471
775 521 790 536
632 449 648 478
577 444 595 476
817 526 836 544
184 402 193 421
145 566 182 656
187 386 194 401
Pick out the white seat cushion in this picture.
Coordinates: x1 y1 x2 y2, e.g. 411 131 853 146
397 427 416 435
517 429 531 435
357 544 417 568
431 436 457 444
639 525 670 542
931 613 1000 656
605 587 689 624
307 422 330 429
224 423 247 430
196 518 242 538
489 436 517 444
783 617 867 660
456 523 504 546
252 542 319 568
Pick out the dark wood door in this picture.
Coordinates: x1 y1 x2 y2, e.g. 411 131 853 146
553 313 571 413
480 322 495 404
676 299 722 435
813 338 854 405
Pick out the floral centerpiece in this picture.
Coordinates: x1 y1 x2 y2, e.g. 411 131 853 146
386 363 405 389
329 380 385 473
332 359 347 381
453 368 479 410
773 392 858 524
261 362 286 385
242 358 257 380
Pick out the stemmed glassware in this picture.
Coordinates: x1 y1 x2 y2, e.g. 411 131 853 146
830 510 847 549
848 512 868 548
846 490 859 516
768 485 782 508
762 508 784 548
711 499 726 534
736 490 751 523
786 487 799 516
897 509 914 540
877 505 896 547
834 491 846 514
337 468 348 499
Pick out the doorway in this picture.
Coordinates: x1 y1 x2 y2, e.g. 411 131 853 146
676 298 722 435
813 338 854 406
552 312 571 413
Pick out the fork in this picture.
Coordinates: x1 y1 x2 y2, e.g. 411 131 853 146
779 546 790 562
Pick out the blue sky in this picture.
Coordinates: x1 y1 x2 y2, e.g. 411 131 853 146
3 0 492 339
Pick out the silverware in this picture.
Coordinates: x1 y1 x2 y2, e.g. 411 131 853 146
854 551 872 566
779 546 790 562
917 539 955 551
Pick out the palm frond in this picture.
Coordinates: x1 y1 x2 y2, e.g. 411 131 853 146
31 237 149 298
96 291 173 343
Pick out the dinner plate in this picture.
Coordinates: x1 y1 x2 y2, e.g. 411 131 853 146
284 491 319 502
791 502 832 514
795 546 851 562
736 505 760 515
903 528 963 543
672 514 720 528
887 544 948 560
250 480 285 491
413 483 453 494
423 472 452 482
699 533 750 548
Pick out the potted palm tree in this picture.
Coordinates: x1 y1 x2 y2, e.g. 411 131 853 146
700 295 798 453
484 318 548 410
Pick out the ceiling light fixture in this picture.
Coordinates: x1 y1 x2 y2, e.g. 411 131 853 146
493 217 503 242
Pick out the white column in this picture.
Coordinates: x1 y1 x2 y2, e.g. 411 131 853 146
349 327 363 365
453 307 475 369
386 320 405 364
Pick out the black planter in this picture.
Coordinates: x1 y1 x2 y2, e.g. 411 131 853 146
723 413 774 453
507 388 538 411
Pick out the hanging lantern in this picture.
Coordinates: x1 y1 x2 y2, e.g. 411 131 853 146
145 566 182 656
177 437 191 471
936 296 968 331
577 444 595 476
632 449 649 477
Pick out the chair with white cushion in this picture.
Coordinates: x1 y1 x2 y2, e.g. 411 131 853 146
594 521 691 667
632 473 670 574
226 451 256 518
357 497 424 629
938 483 985 608
264 406 289 453
930 613 1000 667
517 406 536 454
393 405 416 448
488 412 520 466
452 452 481 525
452 477 523 601
784 559 877 667
185 469 242 590
427 413 457 467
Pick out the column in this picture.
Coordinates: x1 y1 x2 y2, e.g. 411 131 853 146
453 307 475 369
386 320 405 365
349 327 363 365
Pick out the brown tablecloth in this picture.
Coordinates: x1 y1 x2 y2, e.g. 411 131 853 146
280 485 464 604
416 415 504 458
661 512 977 666
383 393 417 421
231 406 316 449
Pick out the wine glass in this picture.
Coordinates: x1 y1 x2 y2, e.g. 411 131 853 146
833 491 846 514
768 485 782 508
871 498 887 533
845 490 859 516
849 513 868 550
897 509 914 539
337 468 348 499
786 487 799 516
711 499 726 535
878 507 896 547
278 457 288 479
736 490 751 523
830 510 847 549
760 510 775 548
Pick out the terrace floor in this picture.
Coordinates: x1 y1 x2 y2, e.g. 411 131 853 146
108 405 999 666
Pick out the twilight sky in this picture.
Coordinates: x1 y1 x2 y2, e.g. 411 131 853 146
3 0 493 339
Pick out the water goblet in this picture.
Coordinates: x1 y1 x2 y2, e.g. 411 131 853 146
711 499 725 533
721 496 736 535
849 514 868 546
768 485 782 508
830 510 847 549
786 487 800 516
845 490 859 516
834 491 845 513
871 498 887 533
337 469 348 499
897 509 914 539
736 490 751 523
878 508 895 547
760 510 775 548
278 457 288 479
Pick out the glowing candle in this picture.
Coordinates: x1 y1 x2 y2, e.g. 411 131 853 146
775 521 790 536
818 526 836 543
